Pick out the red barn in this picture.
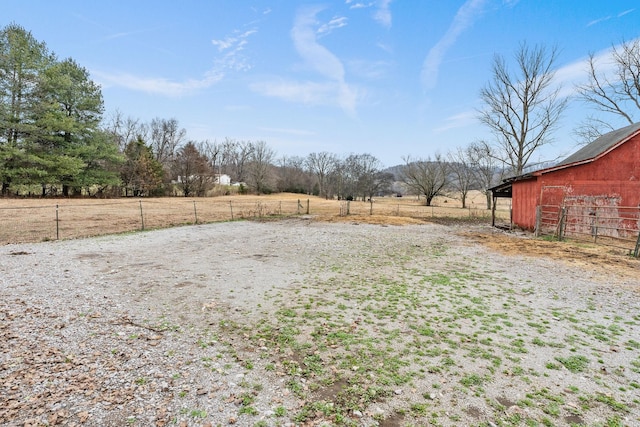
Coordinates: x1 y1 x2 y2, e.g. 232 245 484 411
491 122 640 233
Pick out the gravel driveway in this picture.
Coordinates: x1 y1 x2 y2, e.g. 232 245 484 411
1 218 638 426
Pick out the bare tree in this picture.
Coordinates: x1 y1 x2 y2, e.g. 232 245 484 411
103 110 148 152
276 155 312 194
399 154 448 206
466 141 506 209
576 39 640 140
222 138 254 183
447 147 476 209
149 117 186 168
198 139 223 178
479 43 567 176
247 140 275 194
339 153 385 201
306 151 337 199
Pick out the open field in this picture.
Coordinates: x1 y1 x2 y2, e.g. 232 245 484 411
1 217 639 427
0 192 511 245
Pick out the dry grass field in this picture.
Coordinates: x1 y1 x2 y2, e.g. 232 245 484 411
0 192 510 245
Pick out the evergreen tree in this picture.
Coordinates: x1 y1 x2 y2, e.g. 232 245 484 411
36 58 113 195
121 137 163 197
0 23 55 194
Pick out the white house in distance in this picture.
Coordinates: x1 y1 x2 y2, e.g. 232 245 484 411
214 174 231 186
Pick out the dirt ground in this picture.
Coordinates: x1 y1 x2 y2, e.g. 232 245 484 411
322 213 640 283
2 200 640 427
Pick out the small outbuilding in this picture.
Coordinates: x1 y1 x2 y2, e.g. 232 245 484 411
491 122 640 236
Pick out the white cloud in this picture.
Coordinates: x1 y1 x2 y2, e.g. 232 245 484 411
346 0 393 27
286 6 358 115
211 29 256 52
373 0 393 28
552 44 625 99
92 69 223 97
587 8 634 27
434 110 478 132
348 2 372 10
317 16 348 37
251 79 339 105
421 0 487 91
348 59 392 80
91 28 256 97
586 16 612 27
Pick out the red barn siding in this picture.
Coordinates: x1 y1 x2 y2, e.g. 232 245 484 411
512 178 539 229
511 132 640 230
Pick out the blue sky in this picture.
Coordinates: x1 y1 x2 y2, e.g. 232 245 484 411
2 1 639 167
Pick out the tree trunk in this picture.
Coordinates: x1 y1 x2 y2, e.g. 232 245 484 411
485 191 492 210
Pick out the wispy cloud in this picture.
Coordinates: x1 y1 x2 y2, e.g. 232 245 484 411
421 0 487 91
93 28 256 97
211 29 256 51
345 1 374 10
346 0 393 27
552 43 628 99
373 0 393 28
434 110 478 132
92 69 224 97
264 5 358 115
251 79 357 109
586 16 612 27
587 8 635 27
348 59 392 80
317 16 348 37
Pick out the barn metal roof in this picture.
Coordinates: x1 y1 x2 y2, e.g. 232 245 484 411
489 122 640 198
555 121 640 167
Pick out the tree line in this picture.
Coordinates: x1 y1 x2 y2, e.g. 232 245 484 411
2 24 639 206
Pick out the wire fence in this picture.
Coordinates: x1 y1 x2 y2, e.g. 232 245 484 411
0 197 505 245
536 203 640 256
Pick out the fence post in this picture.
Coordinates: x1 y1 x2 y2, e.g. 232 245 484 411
139 200 145 231
306 199 310 215
229 201 234 220
557 207 566 241
56 204 59 240
347 200 350 215
193 200 198 224
370 199 373 215
534 206 541 237
634 232 640 257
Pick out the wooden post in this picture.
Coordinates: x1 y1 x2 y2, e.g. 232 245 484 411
55 204 59 240
557 207 566 241
534 206 541 237
491 196 497 227
370 199 373 215
139 200 145 231
229 201 234 220
306 199 310 215
193 200 198 224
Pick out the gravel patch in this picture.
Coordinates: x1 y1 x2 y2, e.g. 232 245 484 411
1 218 639 427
